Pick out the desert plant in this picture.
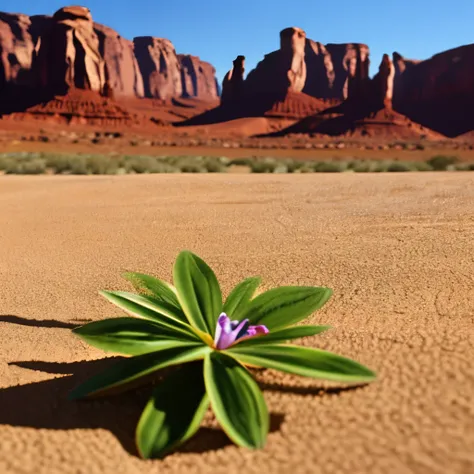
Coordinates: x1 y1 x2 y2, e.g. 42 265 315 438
427 155 459 171
3 156 46 174
411 162 433 172
70 251 376 459
124 155 159 174
386 162 412 172
86 155 119 175
313 161 347 173
202 158 225 173
454 163 474 171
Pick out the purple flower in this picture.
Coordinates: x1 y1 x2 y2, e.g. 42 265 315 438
214 313 269 350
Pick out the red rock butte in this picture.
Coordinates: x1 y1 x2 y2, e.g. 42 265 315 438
0 5 473 138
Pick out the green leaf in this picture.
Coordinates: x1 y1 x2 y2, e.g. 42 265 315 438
69 345 212 400
232 325 332 348
136 362 209 459
223 276 261 320
242 286 333 331
173 251 222 334
204 351 268 449
228 344 376 384
73 317 202 356
100 290 189 327
122 272 180 309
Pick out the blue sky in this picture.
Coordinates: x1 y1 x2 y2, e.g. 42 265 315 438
3 1 474 84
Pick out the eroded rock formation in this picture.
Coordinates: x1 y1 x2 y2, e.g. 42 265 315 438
370 54 395 110
221 55 245 105
393 45 474 136
178 54 219 99
133 37 181 99
245 27 308 97
0 13 35 90
326 43 370 100
95 24 144 98
280 27 307 93
35 6 106 94
303 40 335 99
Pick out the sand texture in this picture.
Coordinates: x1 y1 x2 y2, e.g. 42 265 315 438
0 174 473 474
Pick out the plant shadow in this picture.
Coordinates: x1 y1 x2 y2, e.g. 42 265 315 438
3 358 285 458
2 315 358 459
0 315 92 329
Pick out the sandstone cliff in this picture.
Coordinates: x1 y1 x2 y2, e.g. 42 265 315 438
221 55 245 105
303 40 335 99
178 54 219 99
245 27 308 98
325 43 370 100
393 44 474 136
94 23 144 98
0 5 218 102
35 6 106 94
133 37 181 99
0 12 35 89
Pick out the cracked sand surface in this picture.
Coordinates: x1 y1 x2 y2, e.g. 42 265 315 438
0 173 473 474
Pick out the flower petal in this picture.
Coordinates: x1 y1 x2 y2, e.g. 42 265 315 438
214 313 231 347
247 325 269 337
215 317 249 350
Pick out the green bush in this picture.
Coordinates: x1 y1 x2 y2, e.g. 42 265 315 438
203 158 225 173
411 162 433 172
1 152 472 175
427 155 459 171
86 155 119 175
250 158 277 173
350 160 376 172
386 162 412 172
313 161 347 173
124 156 159 174
454 163 474 171
4 157 46 174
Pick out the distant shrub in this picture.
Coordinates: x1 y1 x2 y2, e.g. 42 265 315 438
250 158 277 173
203 158 225 173
229 158 253 167
124 156 158 174
313 161 347 173
87 155 119 175
69 157 89 175
427 155 459 171
350 160 376 172
411 162 433 172
454 163 474 171
386 162 413 172
4 157 46 174
180 163 207 173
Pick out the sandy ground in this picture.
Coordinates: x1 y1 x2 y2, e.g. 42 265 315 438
0 174 473 474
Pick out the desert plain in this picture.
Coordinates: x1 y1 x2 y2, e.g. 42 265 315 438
0 173 473 474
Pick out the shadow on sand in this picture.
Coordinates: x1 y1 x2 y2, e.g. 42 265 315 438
0 315 361 458
0 315 92 329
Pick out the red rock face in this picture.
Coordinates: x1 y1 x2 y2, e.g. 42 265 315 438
393 45 474 137
178 55 218 99
133 37 181 99
280 27 307 93
245 27 307 97
0 13 35 90
94 24 144 98
35 6 106 95
325 43 370 100
221 55 245 105
370 54 395 110
303 40 335 99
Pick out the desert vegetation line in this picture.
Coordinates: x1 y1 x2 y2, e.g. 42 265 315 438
0 153 471 175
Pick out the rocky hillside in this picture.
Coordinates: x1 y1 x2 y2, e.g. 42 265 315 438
0 6 218 100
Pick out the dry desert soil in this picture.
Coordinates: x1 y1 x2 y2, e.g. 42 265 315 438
0 173 473 474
